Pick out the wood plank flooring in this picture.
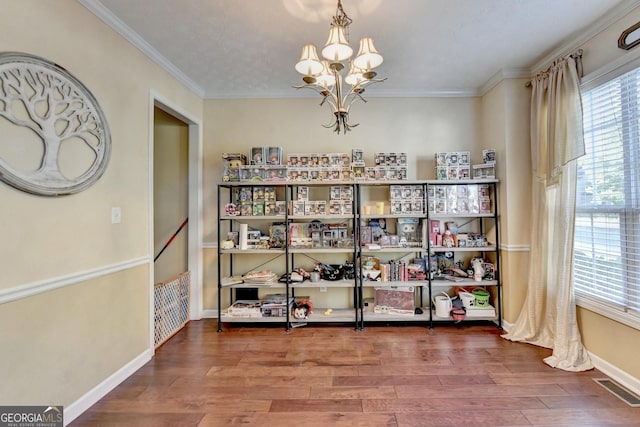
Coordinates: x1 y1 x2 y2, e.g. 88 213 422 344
70 320 640 426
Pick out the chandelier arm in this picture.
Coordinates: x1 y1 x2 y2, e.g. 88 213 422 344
320 94 338 111
294 83 339 109
343 92 367 112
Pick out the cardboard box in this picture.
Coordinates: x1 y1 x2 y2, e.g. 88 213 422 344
374 287 415 316
227 300 262 317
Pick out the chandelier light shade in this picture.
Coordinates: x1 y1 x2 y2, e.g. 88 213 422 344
322 25 353 62
294 0 386 134
295 44 324 77
353 37 383 71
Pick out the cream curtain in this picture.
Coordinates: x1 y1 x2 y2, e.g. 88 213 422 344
502 56 593 372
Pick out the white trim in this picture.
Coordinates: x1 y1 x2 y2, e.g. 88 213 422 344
576 294 640 331
501 319 514 332
149 91 204 324
202 309 219 318
479 68 530 96
529 0 640 75
78 0 205 98
205 89 482 99
501 312 640 395
63 349 152 426
581 49 640 91
499 243 530 252
588 351 640 397
0 257 149 305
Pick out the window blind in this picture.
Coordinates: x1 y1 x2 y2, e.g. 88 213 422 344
575 66 640 317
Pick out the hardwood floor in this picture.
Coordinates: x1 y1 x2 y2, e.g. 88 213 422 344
70 320 640 426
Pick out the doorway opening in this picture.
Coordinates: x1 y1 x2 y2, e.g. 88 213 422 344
150 94 202 350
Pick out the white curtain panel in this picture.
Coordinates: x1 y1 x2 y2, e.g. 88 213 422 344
502 56 593 372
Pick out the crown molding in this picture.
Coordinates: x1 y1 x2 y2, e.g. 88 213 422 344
204 89 480 99
78 0 205 98
478 68 531 96
80 0 640 101
530 0 640 74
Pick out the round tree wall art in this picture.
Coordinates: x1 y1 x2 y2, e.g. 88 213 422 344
0 52 111 196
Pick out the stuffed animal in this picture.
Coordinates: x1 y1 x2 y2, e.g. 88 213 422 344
292 299 314 319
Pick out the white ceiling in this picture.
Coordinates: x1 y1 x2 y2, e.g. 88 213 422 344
80 0 636 98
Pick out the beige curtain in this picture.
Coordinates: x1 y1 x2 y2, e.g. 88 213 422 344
502 56 593 372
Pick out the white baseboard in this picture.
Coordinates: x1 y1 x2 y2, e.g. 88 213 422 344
588 351 640 396
201 309 218 318
64 349 153 426
500 319 639 395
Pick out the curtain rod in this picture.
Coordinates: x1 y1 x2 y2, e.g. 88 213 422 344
525 49 584 87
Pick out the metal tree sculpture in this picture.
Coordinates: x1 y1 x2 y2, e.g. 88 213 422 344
0 52 111 196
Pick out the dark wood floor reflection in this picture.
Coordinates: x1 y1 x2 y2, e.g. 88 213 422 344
70 320 640 426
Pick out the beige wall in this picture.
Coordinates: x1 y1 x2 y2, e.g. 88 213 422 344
0 0 202 410
479 78 532 322
0 266 148 404
153 108 189 283
2 0 639 416
203 97 483 310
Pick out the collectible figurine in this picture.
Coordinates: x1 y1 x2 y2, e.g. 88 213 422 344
292 299 314 319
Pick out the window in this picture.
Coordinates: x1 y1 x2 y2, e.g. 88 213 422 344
574 63 640 328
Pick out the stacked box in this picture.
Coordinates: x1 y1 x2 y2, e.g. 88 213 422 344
290 201 305 216
297 186 309 201
304 201 327 215
252 186 265 216
234 187 252 216
263 165 287 181
427 184 491 215
435 151 471 180
432 185 446 214
479 184 491 213
328 185 353 215
374 152 408 166
264 201 276 215
261 294 294 318
274 201 287 216
227 300 262 318
468 184 480 214
390 184 424 214
473 164 496 179
352 148 365 165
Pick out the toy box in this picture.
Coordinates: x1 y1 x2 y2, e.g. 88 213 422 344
374 286 415 316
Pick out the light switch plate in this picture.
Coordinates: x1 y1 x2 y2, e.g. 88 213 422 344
111 207 121 224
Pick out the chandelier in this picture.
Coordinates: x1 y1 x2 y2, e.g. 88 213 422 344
294 0 385 134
